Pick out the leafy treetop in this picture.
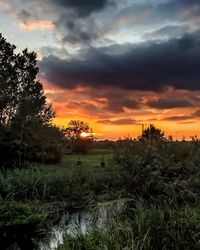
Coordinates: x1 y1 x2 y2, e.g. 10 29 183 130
65 120 93 141
0 33 54 127
139 124 165 141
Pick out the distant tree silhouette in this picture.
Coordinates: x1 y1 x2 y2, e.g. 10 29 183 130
139 124 165 141
65 120 93 140
65 120 93 154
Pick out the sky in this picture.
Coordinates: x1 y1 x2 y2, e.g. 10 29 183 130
1 0 200 139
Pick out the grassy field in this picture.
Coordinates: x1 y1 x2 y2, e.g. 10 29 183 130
57 140 200 249
64 149 114 169
0 150 123 227
2 141 200 249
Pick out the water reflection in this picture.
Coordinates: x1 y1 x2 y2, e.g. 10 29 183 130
39 212 94 250
39 198 130 250
1 199 131 250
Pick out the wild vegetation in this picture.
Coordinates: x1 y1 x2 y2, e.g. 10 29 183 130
2 131 200 249
60 137 200 250
0 152 122 206
1 33 200 249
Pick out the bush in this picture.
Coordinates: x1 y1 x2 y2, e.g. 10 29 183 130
114 139 200 204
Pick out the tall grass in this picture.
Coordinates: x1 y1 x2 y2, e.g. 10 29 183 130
59 139 200 249
2 141 200 249
59 200 200 250
0 155 123 205
114 139 200 204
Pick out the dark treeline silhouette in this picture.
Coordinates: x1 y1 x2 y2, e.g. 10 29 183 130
64 120 94 154
0 34 63 168
139 124 166 141
0 34 177 170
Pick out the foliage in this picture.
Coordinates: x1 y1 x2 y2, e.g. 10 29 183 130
20 122 64 164
60 201 200 250
0 34 63 168
65 120 93 140
0 202 47 226
139 124 165 141
2 121 200 249
58 138 200 249
0 153 122 203
114 139 200 204
65 120 94 154
0 124 19 168
0 34 54 126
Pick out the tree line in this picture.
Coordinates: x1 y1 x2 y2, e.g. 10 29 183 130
0 33 170 169
0 34 65 168
0 34 95 169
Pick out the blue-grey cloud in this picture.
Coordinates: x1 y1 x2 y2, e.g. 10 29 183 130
39 30 200 92
50 0 110 17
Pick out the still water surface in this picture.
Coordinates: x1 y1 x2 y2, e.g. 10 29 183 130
3 199 130 250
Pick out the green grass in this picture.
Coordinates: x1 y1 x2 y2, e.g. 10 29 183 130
0 202 48 226
0 151 123 226
0 153 122 199
64 151 114 168
57 140 200 249
58 201 200 250
3 141 200 249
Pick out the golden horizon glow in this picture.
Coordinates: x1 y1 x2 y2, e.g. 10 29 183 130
42 56 200 141
53 116 200 141
80 132 91 138
1 0 200 141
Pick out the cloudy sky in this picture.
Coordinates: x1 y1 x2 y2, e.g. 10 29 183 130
1 0 200 139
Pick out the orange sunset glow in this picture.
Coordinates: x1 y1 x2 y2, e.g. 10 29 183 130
44 80 200 140
1 0 200 140
2 1 200 248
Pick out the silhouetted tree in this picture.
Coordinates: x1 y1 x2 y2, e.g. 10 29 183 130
0 34 54 126
65 120 94 154
0 34 63 168
65 120 92 140
139 124 165 141
22 121 64 164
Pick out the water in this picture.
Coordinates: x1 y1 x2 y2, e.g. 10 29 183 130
1 198 131 250
38 212 94 250
39 198 131 250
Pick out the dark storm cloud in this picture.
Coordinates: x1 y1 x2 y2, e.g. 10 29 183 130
166 0 200 11
50 0 110 17
39 30 200 91
107 98 139 113
178 0 200 9
66 101 99 113
14 0 110 18
147 97 193 109
66 97 139 114
55 18 98 45
52 0 113 45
